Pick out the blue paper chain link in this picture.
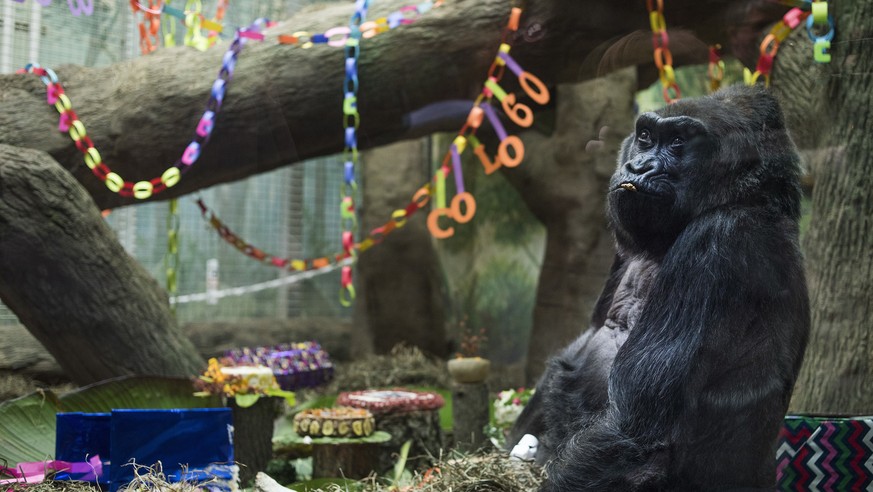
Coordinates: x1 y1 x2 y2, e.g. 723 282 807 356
339 0 371 306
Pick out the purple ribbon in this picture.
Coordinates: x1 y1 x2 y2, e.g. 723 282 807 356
451 144 465 194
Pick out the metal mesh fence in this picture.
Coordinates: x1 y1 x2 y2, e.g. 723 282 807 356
0 0 352 325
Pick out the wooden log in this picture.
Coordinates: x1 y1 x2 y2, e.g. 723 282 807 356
451 381 489 451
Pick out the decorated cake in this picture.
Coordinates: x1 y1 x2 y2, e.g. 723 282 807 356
293 407 375 438
224 341 334 391
337 388 445 415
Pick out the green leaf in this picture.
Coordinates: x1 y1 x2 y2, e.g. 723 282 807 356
392 440 412 485
59 376 222 412
264 388 296 407
0 391 61 463
273 429 391 447
232 393 260 408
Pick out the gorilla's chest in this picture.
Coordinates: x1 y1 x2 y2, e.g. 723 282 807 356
603 257 660 332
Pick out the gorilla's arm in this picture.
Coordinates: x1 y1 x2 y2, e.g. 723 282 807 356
542 208 808 490
507 255 628 458
588 255 626 330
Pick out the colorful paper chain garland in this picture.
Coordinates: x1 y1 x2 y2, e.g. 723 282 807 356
129 0 441 55
276 0 441 48
744 7 810 86
24 0 442 200
195 198 354 271
18 18 271 199
648 1 830 95
646 0 680 103
131 0 227 54
196 6 551 278
337 0 370 306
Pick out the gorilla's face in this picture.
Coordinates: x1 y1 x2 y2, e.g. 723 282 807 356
607 112 716 256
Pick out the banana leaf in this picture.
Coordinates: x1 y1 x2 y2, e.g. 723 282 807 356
0 376 220 464
0 391 61 463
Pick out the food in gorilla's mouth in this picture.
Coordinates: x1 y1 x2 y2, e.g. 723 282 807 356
620 182 637 191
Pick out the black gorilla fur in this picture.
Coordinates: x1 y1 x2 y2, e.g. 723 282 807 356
509 85 810 491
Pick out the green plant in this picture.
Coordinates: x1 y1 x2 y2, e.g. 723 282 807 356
454 317 488 358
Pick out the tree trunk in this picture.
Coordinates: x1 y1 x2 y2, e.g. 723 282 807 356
355 140 448 359
0 145 203 384
786 0 873 414
506 69 637 384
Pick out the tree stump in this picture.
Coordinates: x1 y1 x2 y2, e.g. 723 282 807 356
373 410 444 472
335 389 446 471
312 441 380 479
451 381 489 451
228 396 282 486
309 431 392 479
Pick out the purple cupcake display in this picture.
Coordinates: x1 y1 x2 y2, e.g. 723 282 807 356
224 342 334 391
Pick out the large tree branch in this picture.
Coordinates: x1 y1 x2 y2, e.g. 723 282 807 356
0 145 204 384
0 0 749 210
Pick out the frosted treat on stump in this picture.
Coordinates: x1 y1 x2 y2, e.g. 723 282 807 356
336 388 445 414
293 407 375 438
219 365 276 391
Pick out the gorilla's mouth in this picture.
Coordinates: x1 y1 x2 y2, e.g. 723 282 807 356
612 179 671 199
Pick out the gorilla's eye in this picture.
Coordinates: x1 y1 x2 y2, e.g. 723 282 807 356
670 136 685 148
638 129 652 144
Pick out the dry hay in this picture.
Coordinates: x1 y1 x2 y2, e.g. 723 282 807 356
326 344 450 393
2 463 224 492
308 450 545 492
401 450 544 492
0 373 74 403
2 452 544 492
0 373 37 402
3 482 96 492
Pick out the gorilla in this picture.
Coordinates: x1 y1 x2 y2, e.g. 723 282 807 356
508 84 810 491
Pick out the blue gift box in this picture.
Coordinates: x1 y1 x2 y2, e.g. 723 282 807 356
55 412 111 484
54 408 235 491
109 408 235 492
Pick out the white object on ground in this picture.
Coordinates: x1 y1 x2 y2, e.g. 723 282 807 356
253 472 298 492
510 433 539 461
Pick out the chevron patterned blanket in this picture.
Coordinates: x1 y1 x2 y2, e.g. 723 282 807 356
777 415 873 491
